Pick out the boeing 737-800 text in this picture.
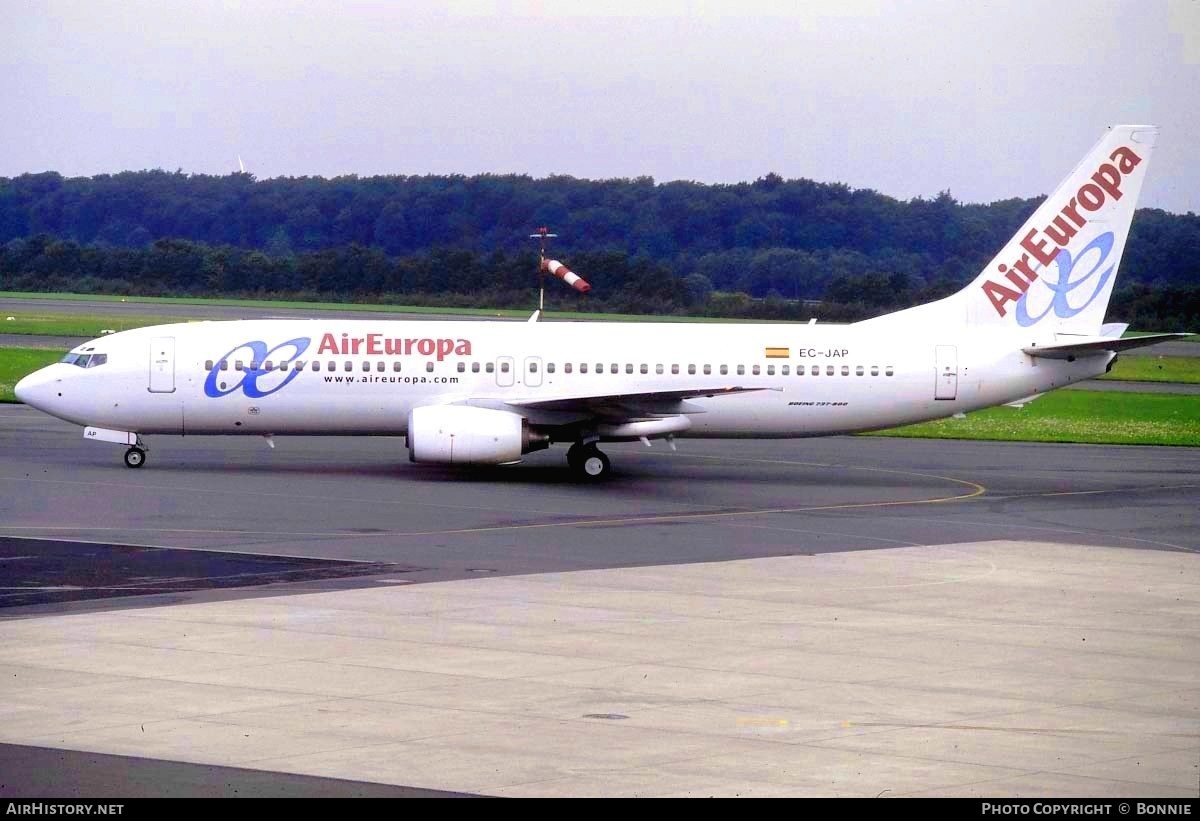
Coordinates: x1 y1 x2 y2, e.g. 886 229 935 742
14 125 1188 479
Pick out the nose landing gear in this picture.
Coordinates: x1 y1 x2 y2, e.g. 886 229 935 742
123 446 147 469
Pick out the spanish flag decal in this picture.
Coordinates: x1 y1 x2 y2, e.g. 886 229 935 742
765 347 790 359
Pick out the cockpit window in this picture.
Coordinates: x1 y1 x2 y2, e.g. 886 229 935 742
59 352 108 369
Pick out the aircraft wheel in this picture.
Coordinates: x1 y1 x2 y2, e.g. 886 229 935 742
124 447 146 469
576 446 611 481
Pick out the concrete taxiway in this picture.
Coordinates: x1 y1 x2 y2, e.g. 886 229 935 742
0 407 1197 797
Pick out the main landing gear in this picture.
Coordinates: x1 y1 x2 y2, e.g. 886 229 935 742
566 442 611 481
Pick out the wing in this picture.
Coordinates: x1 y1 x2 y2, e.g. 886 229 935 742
457 385 776 427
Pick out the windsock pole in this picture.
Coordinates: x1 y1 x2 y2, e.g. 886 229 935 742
528 227 591 315
529 226 558 313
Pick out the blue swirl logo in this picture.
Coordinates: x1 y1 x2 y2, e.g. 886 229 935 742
204 337 311 398
1015 232 1115 327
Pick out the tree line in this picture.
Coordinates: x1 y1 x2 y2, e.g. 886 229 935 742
1 169 1197 327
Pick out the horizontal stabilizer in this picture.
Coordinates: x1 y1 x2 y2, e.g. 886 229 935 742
1004 394 1044 408
1022 333 1191 360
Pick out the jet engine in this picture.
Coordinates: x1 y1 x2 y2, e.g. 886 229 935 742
406 405 546 465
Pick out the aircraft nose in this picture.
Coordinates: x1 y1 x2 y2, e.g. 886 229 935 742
14 367 57 410
14 372 34 404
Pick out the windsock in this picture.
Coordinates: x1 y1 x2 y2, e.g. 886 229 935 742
540 259 591 293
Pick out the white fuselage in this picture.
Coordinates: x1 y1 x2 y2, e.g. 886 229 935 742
17 318 1110 439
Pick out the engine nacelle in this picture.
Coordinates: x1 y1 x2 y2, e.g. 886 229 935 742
407 405 527 465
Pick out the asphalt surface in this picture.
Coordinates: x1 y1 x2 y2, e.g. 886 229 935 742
2 405 1197 611
0 297 521 323
0 744 476 798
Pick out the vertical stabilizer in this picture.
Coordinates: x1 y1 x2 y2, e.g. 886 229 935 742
859 125 1157 336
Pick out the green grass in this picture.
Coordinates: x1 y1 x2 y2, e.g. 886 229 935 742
1098 355 1200 384
1123 330 1200 343
0 312 199 337
868 390 1200 446
0 347 64 402
0 291 777 324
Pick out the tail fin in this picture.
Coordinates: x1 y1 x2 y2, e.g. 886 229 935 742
966 124 1156 333
861 125 1157 335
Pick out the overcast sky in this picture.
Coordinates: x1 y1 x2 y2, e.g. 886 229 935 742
3 1 1198 213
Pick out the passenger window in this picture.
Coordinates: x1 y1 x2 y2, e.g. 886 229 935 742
580 363 588 374
640 364 647 374
376 361 385 373
797 365 805 375
720 365 728 375
426 362 434 372
456 362 465 373
841 365 849 376
688 365 696 375
264 361 274 372
235 361 244 371
767 365 775 375
564 363 571 374
327 361 336 372
311 361 320 372
871 366 879 376
625 364 633 374
782 365 789 375
472 362 481 373
656 364 663 375
812 366 819 376
610 364 618 374
205 359 213 370
737 365 745 376
671 365 679 375
221 360 229 371
250 360 261 371
530 362 539 373
500 362 510 373
547 363 555 373
703 365 711 375
344 361 352 372
486 362 495 373
362 361 370 372
280 361 289 372
393 361 402 372
885 366 894 376
752 365 760 375
856 365 864 376
826 365 834 376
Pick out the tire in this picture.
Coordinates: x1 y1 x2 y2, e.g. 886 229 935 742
566 443 585 470
124 447 146 469
576 446 610 481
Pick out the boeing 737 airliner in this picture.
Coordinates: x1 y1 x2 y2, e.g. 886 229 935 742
14 125 1189 479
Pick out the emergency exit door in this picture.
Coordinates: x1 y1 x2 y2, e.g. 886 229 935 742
149 337 176 393
935 345 957 400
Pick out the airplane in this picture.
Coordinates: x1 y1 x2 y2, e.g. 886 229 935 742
14 124 1190 481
